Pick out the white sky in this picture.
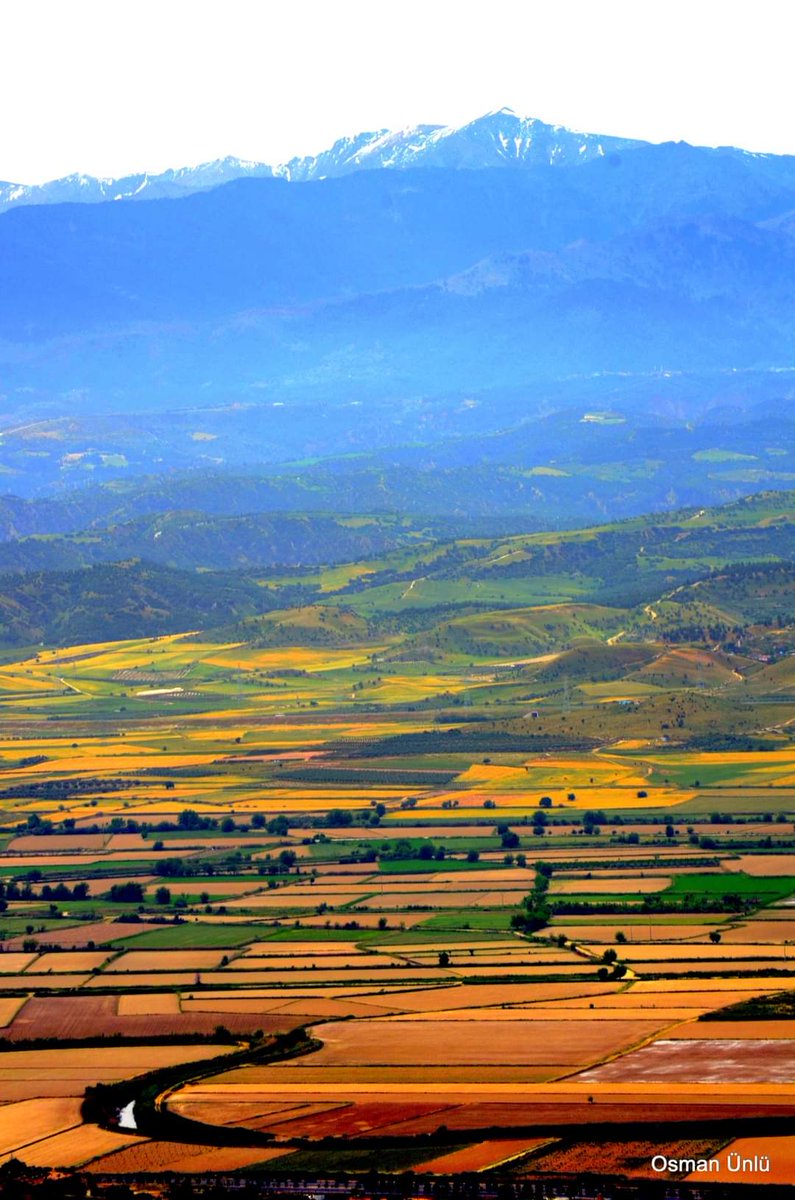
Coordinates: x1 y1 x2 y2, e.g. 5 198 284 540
2 0 792 183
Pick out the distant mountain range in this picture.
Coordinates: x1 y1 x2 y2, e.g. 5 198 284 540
0 156 275 214
4 108 795 512
0 108 782 214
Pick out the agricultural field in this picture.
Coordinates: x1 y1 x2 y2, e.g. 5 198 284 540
1 498 795 1185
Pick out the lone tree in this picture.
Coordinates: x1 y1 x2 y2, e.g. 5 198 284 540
709 930 722 944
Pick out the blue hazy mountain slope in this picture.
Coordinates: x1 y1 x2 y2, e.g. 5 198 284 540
3 115 795 517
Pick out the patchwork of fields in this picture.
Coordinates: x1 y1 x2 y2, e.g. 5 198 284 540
3 570 795 1185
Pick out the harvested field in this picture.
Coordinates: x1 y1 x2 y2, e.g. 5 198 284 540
385 1005 689 1022
526 1137 726 1180
2 1124 144 1168
297 912 429 928
108 950 231 972
227 890 369 909
200 967 450 986
29 951 110 972
4 922 158 950
0 1097 83 1156
450 964 590 979
621 943 792 961
382 982 619 1011
726 855 795 876
282 1017 665 1068
547 923 719 942
169 1081 795 1136
255 1100 461 1139
721 921 795 943
632 958 795 975
85 1140 291 1174
361 891 524 909
386 940 520 955
7 995 303 1040
181 997 292 1014
0 974 90 990
290 825 493 841
117 993 181 1015
0 997 27 1027
158 880 263 897
0 954 39 973
551 988 784 1012
219 1066 563 1085
632 977 795 993
84 972 200 988
578 1038 795 1083
242 940 373 955
0 855 107 868
688 1136 795 1184
183 996 397 1019
229 954 401 971
85 874 155 898
0 1044 230 1090
548 877 671 895
7 835 107 852
270 997 403 1018
383 870 530 887
168 1098 312 1125
416 1138 548 1173
104 833 149 850
672 1020 795 1039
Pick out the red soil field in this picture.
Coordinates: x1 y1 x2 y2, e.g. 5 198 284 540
7 835 107 851
255 1101 455 1138
4 922 157 950
7 995 305 1041
303 1017 663 1068
367 1100 795 1135
170 1100 332 1127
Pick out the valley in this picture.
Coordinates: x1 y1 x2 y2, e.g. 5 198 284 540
2 492 795 1182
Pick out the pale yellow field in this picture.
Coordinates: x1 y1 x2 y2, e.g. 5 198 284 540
0 996 27 1027
200 967 452 986
0 976 92 994
117 994 182 1016
622 943 793 961
84 973 200 989
3 1123 145 1167
547 923 720 942
230 954 402 971
106 950 231 972
0 1046 231 1101
549 877 671 895
28 952 110 973
0 1096 84 1155
727 855 795 876
0 954 38 973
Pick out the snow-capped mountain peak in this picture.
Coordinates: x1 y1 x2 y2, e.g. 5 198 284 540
0 109 654 213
